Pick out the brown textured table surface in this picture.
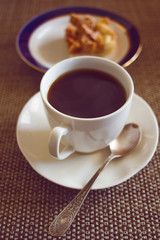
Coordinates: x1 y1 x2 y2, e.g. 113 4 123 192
0 0 160 239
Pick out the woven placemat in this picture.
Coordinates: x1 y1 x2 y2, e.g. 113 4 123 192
0 0 160 239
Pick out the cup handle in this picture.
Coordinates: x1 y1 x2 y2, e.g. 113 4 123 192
48 126 75 160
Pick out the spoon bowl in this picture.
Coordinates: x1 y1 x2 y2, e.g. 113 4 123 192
110 123 141 156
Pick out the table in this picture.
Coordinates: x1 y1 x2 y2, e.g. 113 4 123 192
0 0 159 239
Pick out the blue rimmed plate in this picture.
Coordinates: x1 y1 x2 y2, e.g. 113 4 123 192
16 6 142 72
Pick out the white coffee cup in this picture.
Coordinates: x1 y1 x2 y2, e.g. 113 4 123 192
40 56 134 160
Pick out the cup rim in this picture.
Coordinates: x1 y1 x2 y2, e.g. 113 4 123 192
40 56 134 121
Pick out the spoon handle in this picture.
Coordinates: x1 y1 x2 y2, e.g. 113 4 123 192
49 153 116 236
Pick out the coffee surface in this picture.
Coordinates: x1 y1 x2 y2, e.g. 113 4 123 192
47 69 126 118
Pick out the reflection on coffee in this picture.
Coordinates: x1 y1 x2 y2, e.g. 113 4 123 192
47 69 126 118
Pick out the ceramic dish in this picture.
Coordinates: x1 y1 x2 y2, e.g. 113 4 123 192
16 6 142 72
16 93 159 189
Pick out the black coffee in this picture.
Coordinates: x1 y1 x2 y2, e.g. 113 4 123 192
47 69 126 118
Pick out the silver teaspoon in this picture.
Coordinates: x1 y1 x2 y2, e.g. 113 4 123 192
49 123 141 237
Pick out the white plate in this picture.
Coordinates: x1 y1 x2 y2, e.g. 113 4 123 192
29 16 129 69
16 93 159 189
16 7 142 72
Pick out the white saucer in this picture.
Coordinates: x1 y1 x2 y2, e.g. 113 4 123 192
16 93 159 189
